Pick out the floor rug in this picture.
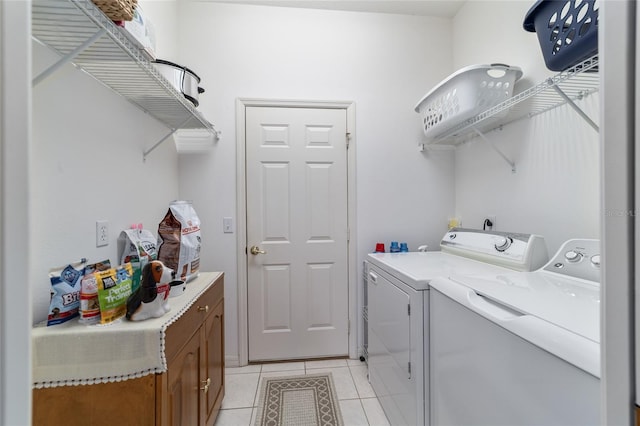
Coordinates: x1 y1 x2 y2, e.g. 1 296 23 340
254 373 344 426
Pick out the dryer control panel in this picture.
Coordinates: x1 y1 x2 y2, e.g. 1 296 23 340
440 228 549 272
543 239 601 284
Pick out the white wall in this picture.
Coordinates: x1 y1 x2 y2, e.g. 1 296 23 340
173 2 455 363
452 1 600 255
30 42 181 324
138 0 178 59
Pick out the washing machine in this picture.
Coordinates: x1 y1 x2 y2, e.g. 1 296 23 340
429 239 600 425
365 228 548 426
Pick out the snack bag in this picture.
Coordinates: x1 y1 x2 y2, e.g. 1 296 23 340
79 260 111 325
47 259 87 326
118 227 158 293
157 201 201 282
118 227 158 264
96 263 133 324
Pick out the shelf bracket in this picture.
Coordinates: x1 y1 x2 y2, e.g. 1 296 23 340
142 117 197 161
549 81 599 132
473 128 516 173
32 28 107 87
143 128 179 162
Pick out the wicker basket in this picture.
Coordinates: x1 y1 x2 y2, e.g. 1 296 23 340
92 0 138 21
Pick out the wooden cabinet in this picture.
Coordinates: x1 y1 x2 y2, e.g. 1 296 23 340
33 273 224 426
160 273 225 426
203 299 225 425
165 329 202 425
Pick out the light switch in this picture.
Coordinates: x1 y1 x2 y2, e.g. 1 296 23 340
223 217 233 233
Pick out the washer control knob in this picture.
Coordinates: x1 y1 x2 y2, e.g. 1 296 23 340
495 237 513 252
564 250 582 263
590 254 601 267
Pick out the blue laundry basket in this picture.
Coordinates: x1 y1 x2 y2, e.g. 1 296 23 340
524 0 599 71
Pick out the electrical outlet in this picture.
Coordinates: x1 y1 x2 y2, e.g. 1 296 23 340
96 220 109 247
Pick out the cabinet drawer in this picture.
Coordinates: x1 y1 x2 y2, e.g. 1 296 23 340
165 275 224 363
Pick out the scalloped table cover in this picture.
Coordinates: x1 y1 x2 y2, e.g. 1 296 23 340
32 272 221 388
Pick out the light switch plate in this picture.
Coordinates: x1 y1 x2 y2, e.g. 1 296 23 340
223 217 233 233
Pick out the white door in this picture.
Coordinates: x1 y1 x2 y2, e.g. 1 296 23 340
246 106 349 361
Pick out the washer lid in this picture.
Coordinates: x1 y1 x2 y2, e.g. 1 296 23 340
449 271 600 343
367 252 513 290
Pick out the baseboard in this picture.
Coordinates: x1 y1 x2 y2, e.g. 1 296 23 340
225 354 241 368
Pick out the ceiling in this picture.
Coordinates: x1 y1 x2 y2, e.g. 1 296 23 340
195 0 468 18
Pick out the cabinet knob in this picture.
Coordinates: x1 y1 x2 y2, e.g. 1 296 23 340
200 378 211 393
197 305 209 313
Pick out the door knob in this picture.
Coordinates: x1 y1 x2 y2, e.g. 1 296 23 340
250 246 266 255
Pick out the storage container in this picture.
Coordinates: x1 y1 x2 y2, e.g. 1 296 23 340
119 5 156 60
524 0 599 71
414 64 522 140
92 0 138 21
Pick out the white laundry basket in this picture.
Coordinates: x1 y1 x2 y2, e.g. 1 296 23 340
415 64 523 140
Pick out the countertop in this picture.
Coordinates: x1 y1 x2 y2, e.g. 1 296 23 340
32 271 223 388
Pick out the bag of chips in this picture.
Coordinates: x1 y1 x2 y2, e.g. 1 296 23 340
95 263 133 324
47 259 87 326
79 260 111 325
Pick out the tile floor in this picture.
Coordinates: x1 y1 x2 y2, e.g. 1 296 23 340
214 358 390 426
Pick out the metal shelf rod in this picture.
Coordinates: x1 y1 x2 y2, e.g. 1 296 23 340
32 28 105 86
143 117 191 161
473 128 516 173
550 83 599 132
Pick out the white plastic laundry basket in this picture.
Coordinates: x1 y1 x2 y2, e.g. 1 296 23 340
415 64 523 140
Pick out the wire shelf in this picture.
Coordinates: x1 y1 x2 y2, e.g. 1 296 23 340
428 55 599 145
32 0 215 132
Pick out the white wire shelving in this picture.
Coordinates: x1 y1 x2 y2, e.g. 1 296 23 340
31 0 219 159
423 55 599 148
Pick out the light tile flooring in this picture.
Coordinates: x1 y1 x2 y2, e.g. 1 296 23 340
214 358 390 426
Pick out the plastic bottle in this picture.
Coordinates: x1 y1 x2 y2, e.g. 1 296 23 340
389 241 400 253
374 243 385 253
400 242 409 252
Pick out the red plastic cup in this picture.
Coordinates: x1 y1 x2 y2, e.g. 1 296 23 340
375 243 385 253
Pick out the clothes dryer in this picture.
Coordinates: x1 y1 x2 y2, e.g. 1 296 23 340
365 228 548 426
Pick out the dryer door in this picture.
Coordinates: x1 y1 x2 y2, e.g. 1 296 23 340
367 266 414 426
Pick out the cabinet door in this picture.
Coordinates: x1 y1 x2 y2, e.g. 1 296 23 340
167 329 202 426
203 300 225 426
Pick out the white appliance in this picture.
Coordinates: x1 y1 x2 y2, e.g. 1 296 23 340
365 228 548 426
429 239 601 426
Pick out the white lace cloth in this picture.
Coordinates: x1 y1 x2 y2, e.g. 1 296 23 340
32 272 222 388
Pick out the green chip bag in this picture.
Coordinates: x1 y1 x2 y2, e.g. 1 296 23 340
96 263 133 324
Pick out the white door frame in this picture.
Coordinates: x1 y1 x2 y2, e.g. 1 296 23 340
1 1 32 424
235 98 357 366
